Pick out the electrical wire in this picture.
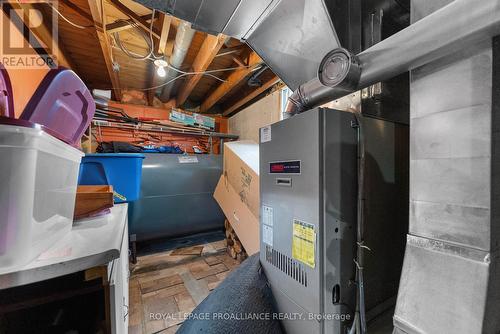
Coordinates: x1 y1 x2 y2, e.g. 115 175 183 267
162 62 256 83
110 73 190 91
49 0 253 90
14 0 93 29
149 9 161 60
28 0 259 94
109 7 254 84
113 21 153 60
97 61 257 92
348 108 368 334
48 3 93 29
168 63 254 76
111 8 162 61
16 0 253 86
110 39 245 83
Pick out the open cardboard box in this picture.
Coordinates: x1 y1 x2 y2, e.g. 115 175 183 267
213 141 260 255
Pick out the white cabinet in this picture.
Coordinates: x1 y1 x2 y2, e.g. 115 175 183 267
109 218 130 334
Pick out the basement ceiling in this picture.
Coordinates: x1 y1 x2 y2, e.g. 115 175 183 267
28 0 280 115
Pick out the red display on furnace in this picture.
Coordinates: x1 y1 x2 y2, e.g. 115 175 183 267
271 164 285 172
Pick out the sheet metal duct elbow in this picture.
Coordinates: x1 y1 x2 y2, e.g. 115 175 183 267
285 0 500 116
318 48 361 91
285 48 360 116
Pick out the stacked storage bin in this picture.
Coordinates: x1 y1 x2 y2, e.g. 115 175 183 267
0 68 95 269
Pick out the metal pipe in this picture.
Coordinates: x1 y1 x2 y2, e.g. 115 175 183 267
286 0 500 115
247 65 268 87
160 21 196 102
219 138 225 155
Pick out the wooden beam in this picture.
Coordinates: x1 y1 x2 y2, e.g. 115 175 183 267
200 52 262 113
147 13 171 106
88 0 122 101
108 0 161 39
223 76 280 116
231 55 245 67
215 44 245 58
61 0 94 24
146 66 155 106
157 14 172 55
105 13 157 34
164 40 174 57
176 33 226 107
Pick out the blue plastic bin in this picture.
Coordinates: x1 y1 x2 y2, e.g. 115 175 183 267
78 153 145 203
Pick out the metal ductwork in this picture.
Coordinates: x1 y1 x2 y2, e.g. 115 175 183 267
137 0 500 112
286 0 500 115
134 0 341 91
247 65 268 87
243 0 341 90
159 21 195 102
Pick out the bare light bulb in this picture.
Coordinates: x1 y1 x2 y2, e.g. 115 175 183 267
157 66 166 77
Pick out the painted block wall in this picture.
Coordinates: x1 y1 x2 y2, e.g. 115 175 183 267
228 89 282 143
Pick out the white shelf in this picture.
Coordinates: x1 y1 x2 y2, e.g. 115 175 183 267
0 204 129 290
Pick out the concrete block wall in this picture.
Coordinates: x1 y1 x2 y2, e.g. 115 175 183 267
393 1 500 333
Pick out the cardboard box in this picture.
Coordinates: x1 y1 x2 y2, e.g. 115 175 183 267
169 109 216 130
193 113 215 130
169 108 195 126
223 141 259 218
214 141 260 254
214 177 259 254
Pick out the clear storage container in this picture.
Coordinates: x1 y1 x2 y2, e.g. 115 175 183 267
0 124 83 269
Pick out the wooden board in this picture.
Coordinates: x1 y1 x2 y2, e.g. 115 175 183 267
170 245 204 256
74 185 114 220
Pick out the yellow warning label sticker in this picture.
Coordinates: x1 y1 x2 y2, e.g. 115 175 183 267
113 191 127 201
292 219 316 268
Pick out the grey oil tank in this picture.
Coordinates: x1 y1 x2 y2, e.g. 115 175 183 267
129 154 224 242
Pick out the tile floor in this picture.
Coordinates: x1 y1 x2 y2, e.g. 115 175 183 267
128 238 241 334
127 235 394 334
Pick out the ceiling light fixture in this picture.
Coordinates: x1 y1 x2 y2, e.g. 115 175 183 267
157 66 166 77
154 59 168 78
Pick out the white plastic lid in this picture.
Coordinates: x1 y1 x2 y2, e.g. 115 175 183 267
0 124 84 162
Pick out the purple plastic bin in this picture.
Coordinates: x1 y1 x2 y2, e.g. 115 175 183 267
20 68 95 147
0 64 14 118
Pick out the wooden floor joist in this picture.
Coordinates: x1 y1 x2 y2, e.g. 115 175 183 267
176 34 227 107
223 75 281 116
106 13 158 34
2 0 273 113
61 0 95 24
147 13 172 105
200 52 262 113
108 0 161 39
88 0 122 101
